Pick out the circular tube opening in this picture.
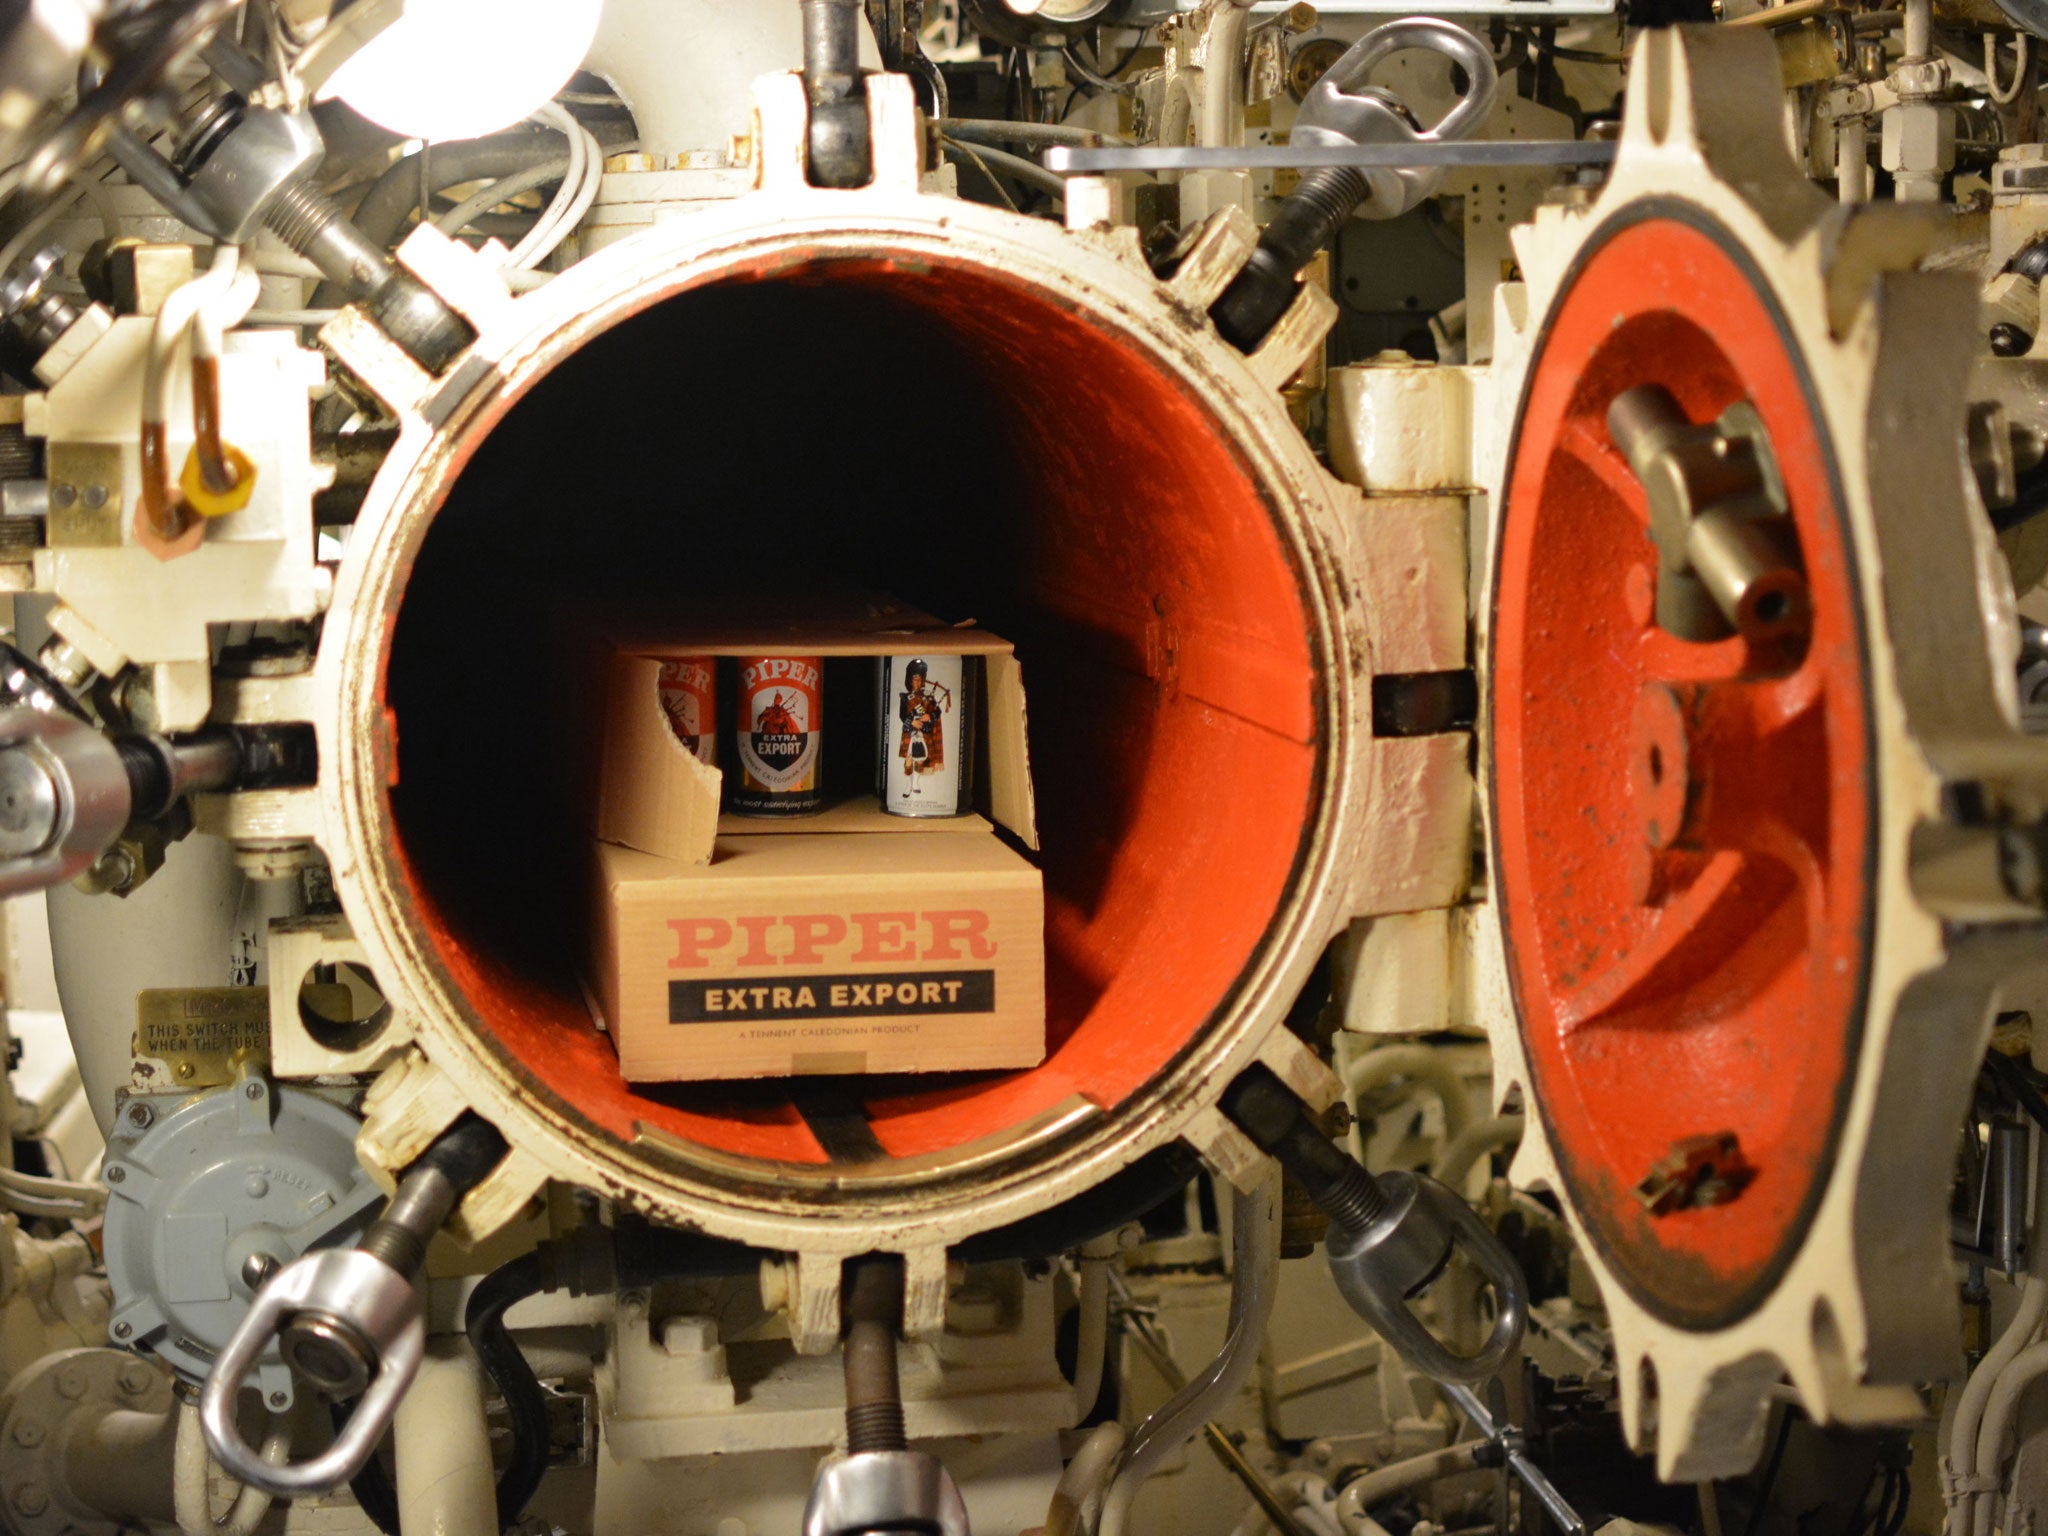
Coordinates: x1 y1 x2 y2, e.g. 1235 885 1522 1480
382 252 1325 1179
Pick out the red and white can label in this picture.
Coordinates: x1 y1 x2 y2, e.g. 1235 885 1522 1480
736 655 822 793
657 658 717 766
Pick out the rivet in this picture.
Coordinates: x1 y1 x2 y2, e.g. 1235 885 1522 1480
80 485 107 510
13 1482 46 1516
48 483 75 510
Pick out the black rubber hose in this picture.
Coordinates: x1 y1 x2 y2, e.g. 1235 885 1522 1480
465 1252 551 1531
464 1224 756 1530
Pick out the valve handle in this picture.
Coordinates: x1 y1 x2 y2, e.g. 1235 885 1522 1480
200 1247 425 1497
1326 1169 1529 1384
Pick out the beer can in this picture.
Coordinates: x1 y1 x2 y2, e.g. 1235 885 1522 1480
730 655 823 815
877 654 974 818
656 657 717 766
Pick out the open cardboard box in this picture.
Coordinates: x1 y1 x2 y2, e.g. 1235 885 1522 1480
584 595 1045 1082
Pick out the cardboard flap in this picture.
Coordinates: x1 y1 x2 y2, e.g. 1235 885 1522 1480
985 652 1038 850
596 653 721 865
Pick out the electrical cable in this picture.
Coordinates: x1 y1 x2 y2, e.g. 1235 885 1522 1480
0 1164 106 1220
1740 1409 1795 1536
507 104 603 270
1098 1170 1280 1536
1989 31 2031 101
332 1403 399 1536
945 138 1065 205
942 139 1021 213
433 157 571 241
464 1252 551 1531
173 1398 288 1536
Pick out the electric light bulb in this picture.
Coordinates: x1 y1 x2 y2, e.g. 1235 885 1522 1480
321 0 605 144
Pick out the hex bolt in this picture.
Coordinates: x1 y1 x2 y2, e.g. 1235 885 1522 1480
12 1481 46 1516
841 1256 908 1455
123 1101 153 1131
54 1365 84 1400
117 1362 153 1397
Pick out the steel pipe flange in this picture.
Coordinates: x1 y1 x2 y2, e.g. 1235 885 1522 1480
1480 24 2048 1479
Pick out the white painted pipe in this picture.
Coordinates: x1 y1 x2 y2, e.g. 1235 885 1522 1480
394 1342 497 1536
1198 0 1260 150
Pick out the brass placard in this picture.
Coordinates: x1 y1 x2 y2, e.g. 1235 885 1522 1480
134 987 274 1087
46 442 125 548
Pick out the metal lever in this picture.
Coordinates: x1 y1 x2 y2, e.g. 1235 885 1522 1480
201 1117 508 1497
1439 1380 1589 1536
1220 1066 1527 1384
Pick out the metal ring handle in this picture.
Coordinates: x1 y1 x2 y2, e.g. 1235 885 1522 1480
803 1450 972 1536
1301 16 1501 147
1328 1172 1528 1385
199 1248 425 1498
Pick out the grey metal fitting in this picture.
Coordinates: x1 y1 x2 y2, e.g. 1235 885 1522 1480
1325 1169 1528 1384
0 0 101 171
802 1450 971 1536
1607 385 1808 643
0 708 133 897
0 246 84 357
174 101 325 243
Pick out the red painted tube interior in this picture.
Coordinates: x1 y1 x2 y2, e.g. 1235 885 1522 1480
382 257 1321 1170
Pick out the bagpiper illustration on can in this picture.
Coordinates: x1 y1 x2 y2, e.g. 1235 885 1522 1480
878 654 973 818
730 654 823 815
656 657 717 766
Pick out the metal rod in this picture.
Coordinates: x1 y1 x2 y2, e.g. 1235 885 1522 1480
1043 141 1618 174
1440 1381 1589 1536
1203 1423 1317 1536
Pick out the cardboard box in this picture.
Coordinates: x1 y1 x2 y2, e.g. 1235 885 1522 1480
591 833 1045 1081
581 597 1045 1082
589 595 1038 864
